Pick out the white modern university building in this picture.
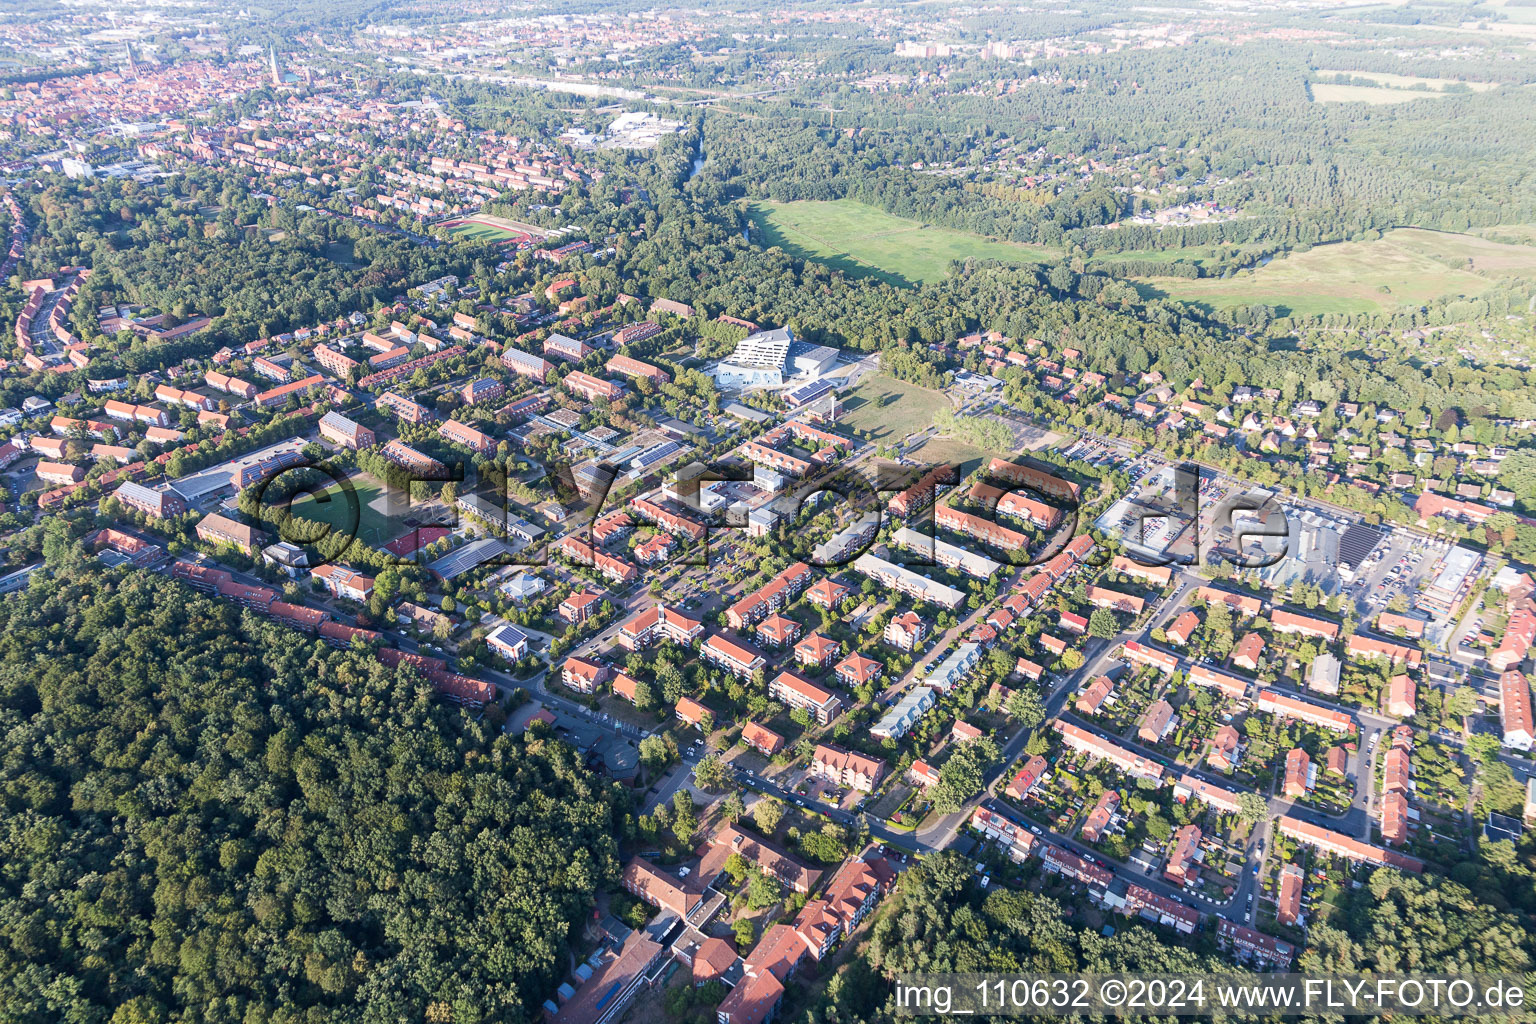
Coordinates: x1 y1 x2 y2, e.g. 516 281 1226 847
712 326 839 389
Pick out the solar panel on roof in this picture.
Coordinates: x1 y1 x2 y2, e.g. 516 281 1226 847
785 378 833 406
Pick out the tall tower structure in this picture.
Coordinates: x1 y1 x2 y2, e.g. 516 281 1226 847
269 44 281 87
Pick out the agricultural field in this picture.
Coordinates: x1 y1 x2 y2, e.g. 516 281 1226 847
1130 228 1536 317
840 374 953 440
747 198 1057 286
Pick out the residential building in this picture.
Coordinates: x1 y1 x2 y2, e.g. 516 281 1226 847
809 744 885 792
311 564 375 602
767 670 842 723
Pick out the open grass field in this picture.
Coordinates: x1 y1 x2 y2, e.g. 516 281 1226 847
1314 70 1499 93
1131 228 1536 317
747 198 1057 286
1309 83 1449 105
839 374 952 440
908 435 996 479
1086 244 1261 270
290 474 403 549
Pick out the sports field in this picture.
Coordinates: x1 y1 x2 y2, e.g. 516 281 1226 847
289 474 403 549
748 199 1057 287
1131 228 1536 317
840 374 952 440
443 218 527 242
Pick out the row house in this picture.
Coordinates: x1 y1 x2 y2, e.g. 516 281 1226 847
1270 609 1341 642
1055 721 1165 783
1256 689 1355 734
971 806 1037 863
1196 585 1264 617
1346 634 1423 670
1186 664 1249 700
1122 639 1180 675
1277 816 1424 873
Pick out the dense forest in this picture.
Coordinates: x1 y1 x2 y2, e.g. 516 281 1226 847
0 549 622 1024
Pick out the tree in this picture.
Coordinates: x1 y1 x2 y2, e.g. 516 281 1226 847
1006 688 1047 729
722 790 745 822
1447 686 1479 726
931 738 998 813
639 734 671 770
1238 791 1268 823
694 753 730 791
747 869 781 910
753 798 783 834
673 791 698 844
1088 608 1118 639
0 566 622 1023
733 918 755 949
